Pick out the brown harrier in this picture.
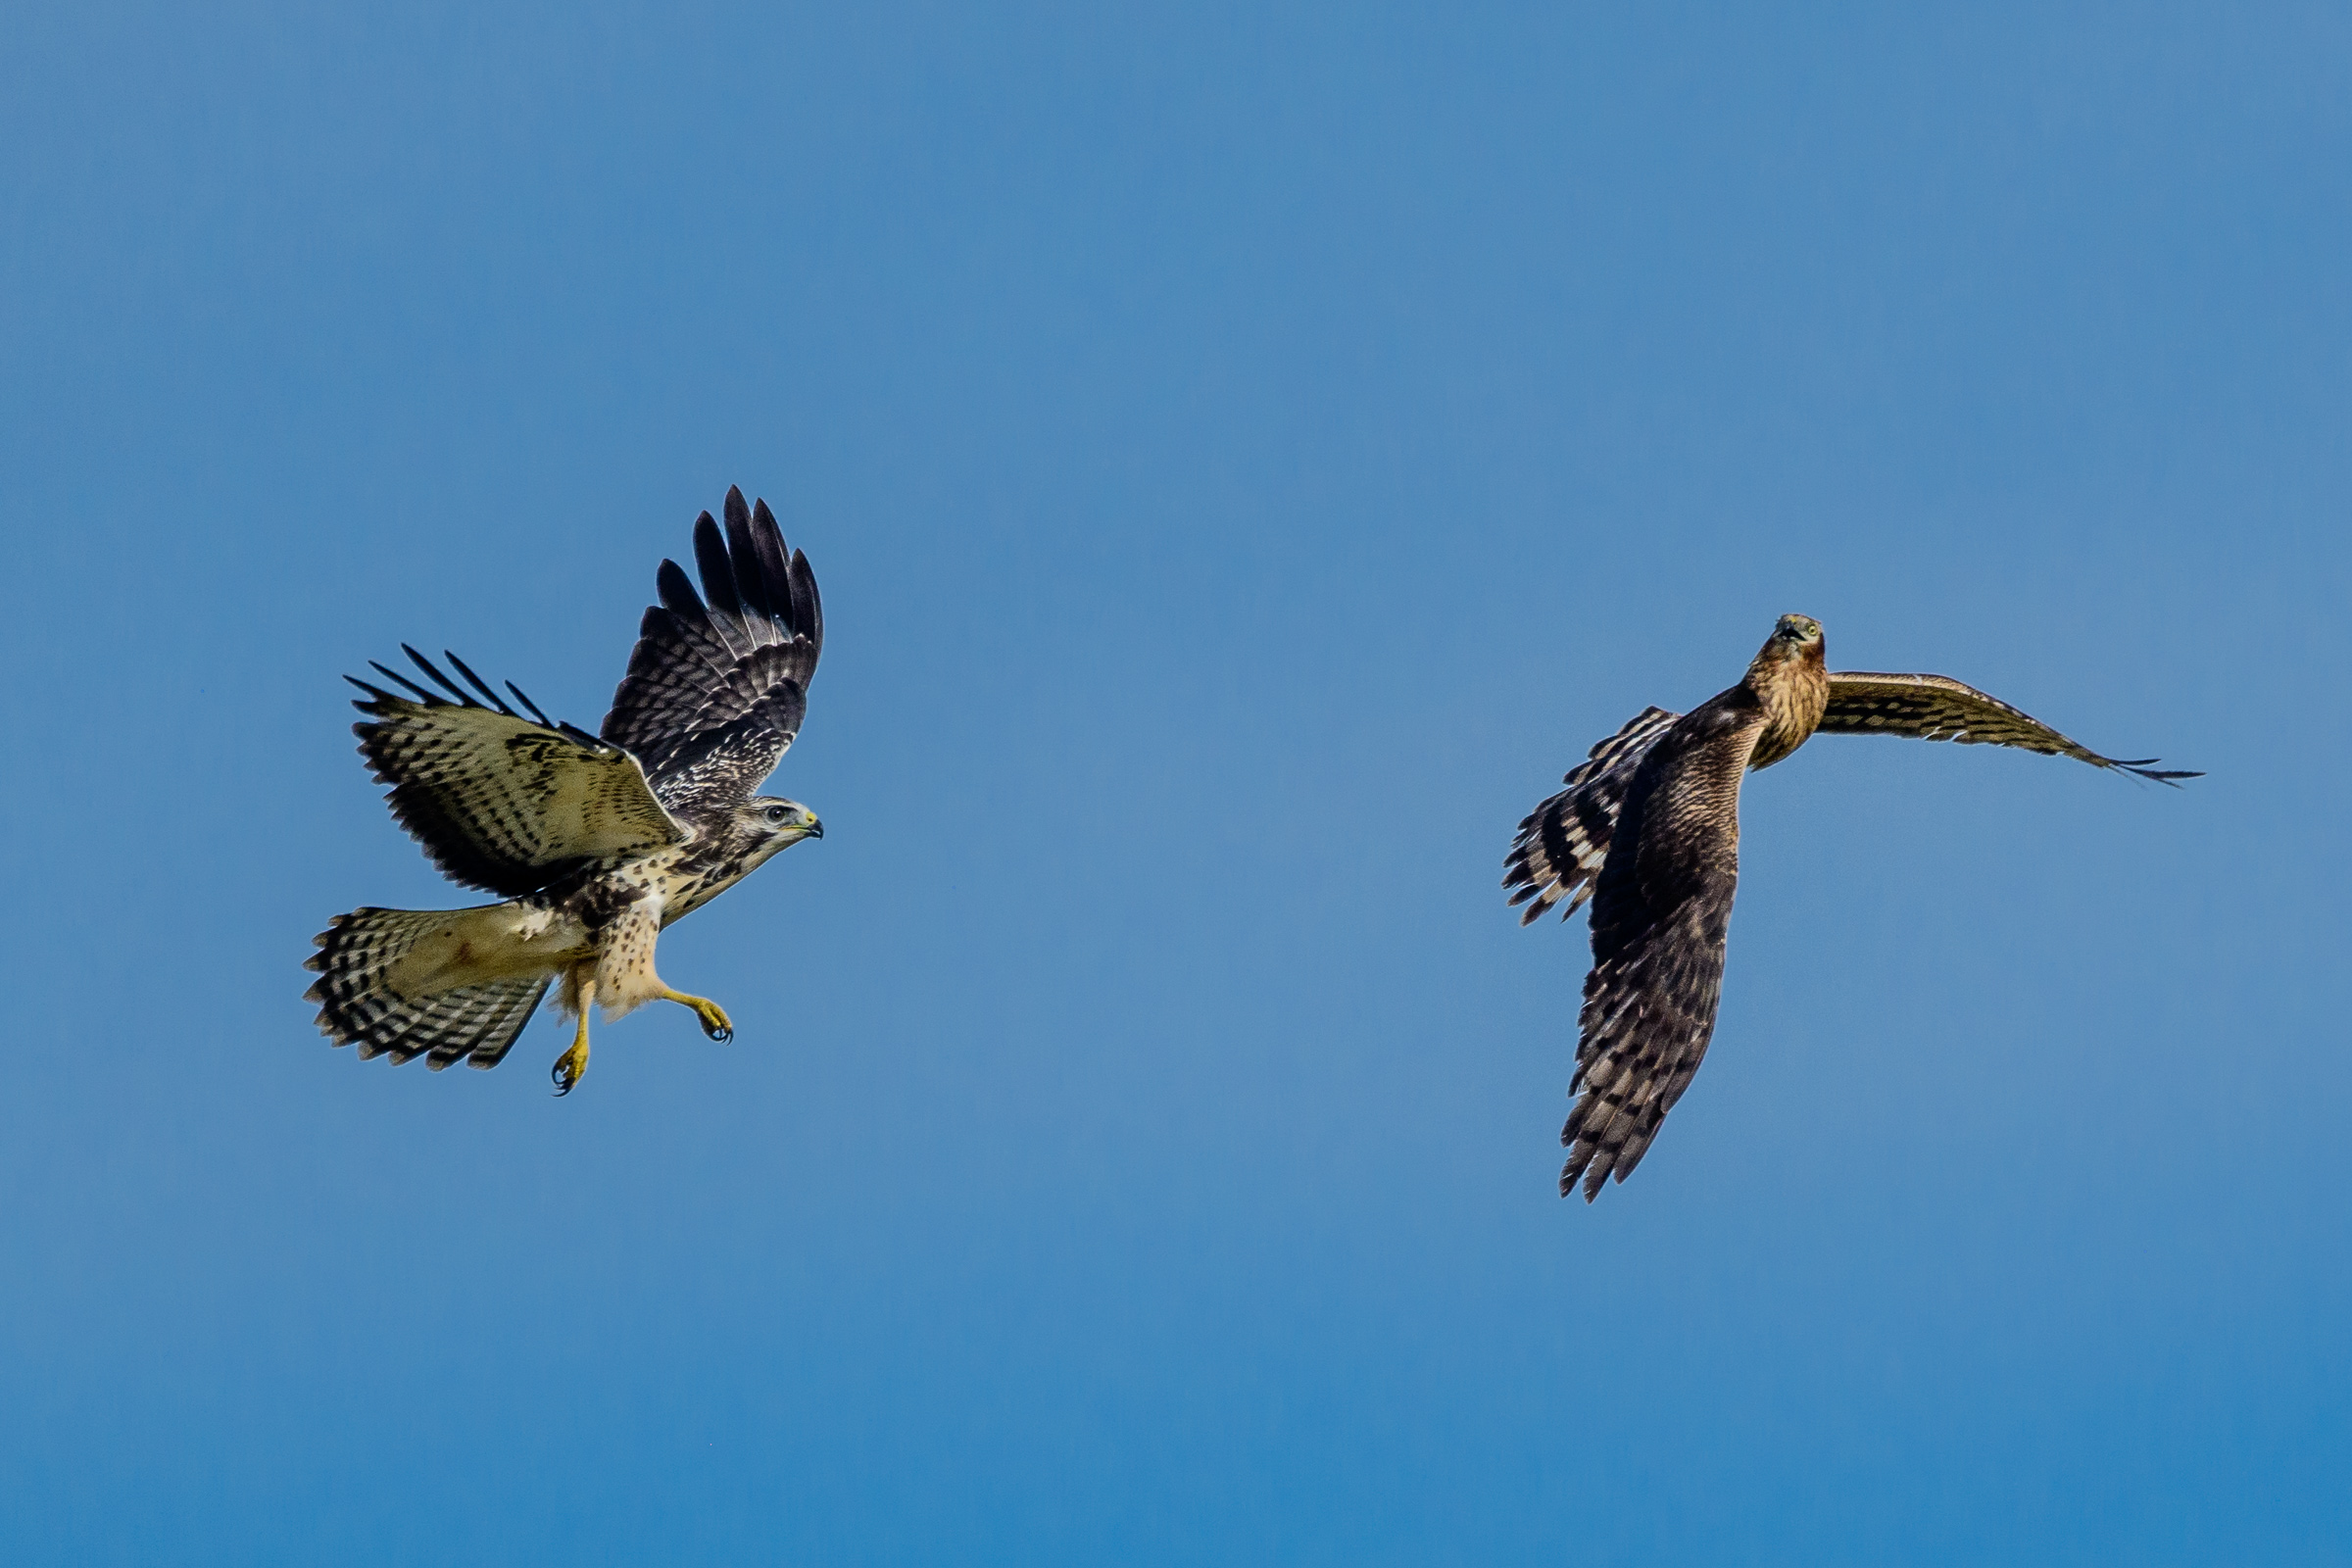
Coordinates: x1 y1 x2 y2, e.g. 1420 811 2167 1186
1503 615 2196 1200
306 487 824 1094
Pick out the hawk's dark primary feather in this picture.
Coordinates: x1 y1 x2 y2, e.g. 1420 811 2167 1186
348 647 686 898
601 485 824 823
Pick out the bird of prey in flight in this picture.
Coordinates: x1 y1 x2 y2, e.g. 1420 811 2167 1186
307 487 825 1095
1503 615 2197 1200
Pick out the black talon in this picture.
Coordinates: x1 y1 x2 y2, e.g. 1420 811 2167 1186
708 1023 732 1043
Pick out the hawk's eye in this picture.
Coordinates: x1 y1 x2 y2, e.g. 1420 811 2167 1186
764 806 788 825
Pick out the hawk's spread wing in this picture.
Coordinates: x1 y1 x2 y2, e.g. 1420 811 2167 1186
1503 706 1680 924
1820 672 2200 782
601 486 822 819
349 647 687 897
1561 694 1760 1200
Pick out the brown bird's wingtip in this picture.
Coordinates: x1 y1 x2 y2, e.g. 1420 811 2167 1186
2101 754 2202 785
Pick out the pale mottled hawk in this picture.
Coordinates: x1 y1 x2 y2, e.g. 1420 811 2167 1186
306 487 825 1094
1503 615 2196 1200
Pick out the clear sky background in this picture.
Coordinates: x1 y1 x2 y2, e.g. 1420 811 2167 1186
3 3 2346 1562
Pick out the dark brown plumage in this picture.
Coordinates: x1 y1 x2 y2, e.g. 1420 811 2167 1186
1504 614 2198 1200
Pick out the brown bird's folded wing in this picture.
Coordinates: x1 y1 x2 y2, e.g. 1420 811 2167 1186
348 647 687 897
601 486 823 820
1562 699 1754 1200
1503 706 1681 924
1819 672 2200 783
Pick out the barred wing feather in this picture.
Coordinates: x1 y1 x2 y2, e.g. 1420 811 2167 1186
1820 672 2199 783
1557 698 1752 1200
1502 706 1680 924
349 648 687 898
1565 873 1733 1200
601 485 823 819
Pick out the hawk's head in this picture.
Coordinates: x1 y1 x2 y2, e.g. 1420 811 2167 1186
1756 613 1825 668
1744 613 1831 767
734 797 824 866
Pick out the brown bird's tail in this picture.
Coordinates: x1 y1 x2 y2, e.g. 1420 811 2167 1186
304 907 551 1070
1505 706 1682 924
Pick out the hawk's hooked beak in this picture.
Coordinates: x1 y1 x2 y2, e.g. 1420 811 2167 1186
804 817 824 840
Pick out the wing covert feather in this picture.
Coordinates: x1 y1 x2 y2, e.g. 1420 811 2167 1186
349 649 685 897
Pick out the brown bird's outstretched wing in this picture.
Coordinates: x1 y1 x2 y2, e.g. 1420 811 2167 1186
1819 672 2200 783
1503 706 1680 924
1561 692 1761 1200
348 647 687 898
601 486 823 821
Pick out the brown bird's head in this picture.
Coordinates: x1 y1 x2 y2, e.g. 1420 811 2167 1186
1743 613 1830 769
1748 613 1825 676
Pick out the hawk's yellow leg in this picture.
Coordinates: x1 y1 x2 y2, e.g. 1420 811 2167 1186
657 988 734 1043
552 972 595 1096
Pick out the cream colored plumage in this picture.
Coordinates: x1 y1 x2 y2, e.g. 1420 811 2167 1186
306 487 825 1093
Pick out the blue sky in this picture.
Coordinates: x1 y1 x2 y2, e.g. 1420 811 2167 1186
3 3 2347 1561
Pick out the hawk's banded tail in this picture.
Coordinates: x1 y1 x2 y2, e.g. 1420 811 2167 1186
1504 706 1681 924
305 907 551 1070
